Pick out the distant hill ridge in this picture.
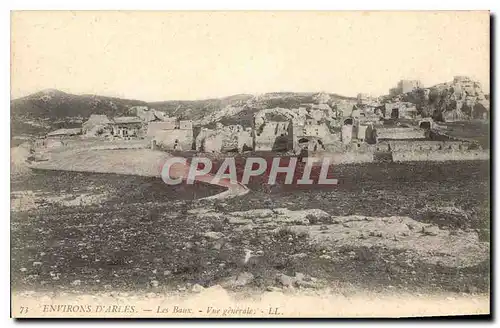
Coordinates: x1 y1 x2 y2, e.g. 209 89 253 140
10 90 356 136
10 77 490 137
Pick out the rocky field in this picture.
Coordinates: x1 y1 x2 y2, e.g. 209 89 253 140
11 161 490 296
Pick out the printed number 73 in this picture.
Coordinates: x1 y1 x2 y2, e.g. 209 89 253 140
20 306 29 314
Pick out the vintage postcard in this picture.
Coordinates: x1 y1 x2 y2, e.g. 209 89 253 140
10 11 490 318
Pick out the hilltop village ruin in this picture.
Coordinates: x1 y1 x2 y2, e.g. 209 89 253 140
37 76 489 163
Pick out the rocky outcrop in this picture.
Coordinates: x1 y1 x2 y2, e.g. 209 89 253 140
384 76 489 122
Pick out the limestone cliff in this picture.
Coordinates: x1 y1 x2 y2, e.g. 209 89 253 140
384 76 489 122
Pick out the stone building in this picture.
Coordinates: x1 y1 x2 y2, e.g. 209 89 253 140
82 114 113 136
291 119 340 152
399 80 423 94
384 102 419 119
357 93 369 105
110 117 144 138
254 120 293 152
149 118 194 151
389 80 423 96
195 124 253 153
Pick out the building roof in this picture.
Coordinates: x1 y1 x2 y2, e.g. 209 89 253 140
112 116 143 124
47 128 82 137
402 106 418 112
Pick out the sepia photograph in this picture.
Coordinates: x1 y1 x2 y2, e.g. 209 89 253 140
10 10 491 318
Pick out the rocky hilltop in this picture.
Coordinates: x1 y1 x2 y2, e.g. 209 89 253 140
11 76 489 138
384 76 489 121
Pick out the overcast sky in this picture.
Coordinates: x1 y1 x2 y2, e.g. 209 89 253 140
11 11 490 101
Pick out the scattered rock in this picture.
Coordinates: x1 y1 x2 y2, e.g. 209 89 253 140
296 280 321 289
21 291 35 296
232 209 274 218
267 286 282 292
421 225 439 236
187 208 214 215
32 262 42 267
223 272 254 287
295 272 306 282
236 224 254 232
277 274 294 287
20 268 27 272
291 253 308 259
211 240 225 251
272 208 288 215
70 280 81 286
192 284 205 293
319 254 332 260
226 217 253 225
163 270 172 276
466 285 479 294
203 231 224 240
150 280 159 288
235 272 254 286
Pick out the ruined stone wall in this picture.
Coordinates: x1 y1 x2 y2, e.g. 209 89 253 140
203 134 224 153
295 123 331 139
217 125 243 151
376 127 426 140
147 121 177 138
341 125 353 145
195 129 215 151
398 80 423 94
355 124 368 141
254 121 293 151
195 125 252 153
387 140 471 152
179 120 193 130
321 151 374 164
154 129 193 151
237 130 253 152
155 118 177 130
292 122 340 151
393 149 489 162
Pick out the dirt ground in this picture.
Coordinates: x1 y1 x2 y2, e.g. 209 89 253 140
11 160 490 297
